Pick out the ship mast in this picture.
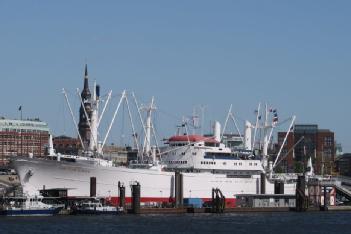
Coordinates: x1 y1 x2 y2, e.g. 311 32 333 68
142 97 156 158
262 103 271 170
89 81 99 153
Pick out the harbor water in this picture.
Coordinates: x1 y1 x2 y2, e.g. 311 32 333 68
0 212 350 234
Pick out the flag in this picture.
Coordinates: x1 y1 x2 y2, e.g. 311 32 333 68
258 115 262 120
254 109 258 114
273 111 278 123
18 106 22 111
273 116 278 123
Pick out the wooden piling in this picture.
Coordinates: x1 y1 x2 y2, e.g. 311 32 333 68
90 177 96 197
131 182 141 214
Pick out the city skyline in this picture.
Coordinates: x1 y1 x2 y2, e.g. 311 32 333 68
0 1 350 151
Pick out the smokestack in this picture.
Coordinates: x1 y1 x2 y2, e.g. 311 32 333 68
213 121 221 142
96 85 100 99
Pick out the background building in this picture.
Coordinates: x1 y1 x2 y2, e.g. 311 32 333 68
0 117 50 164
335 153 351 177
53 135 81 155
52 136 137 165
277 124 335 175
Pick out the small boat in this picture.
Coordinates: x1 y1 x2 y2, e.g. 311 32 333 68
72 200 122 215
0 197 63 216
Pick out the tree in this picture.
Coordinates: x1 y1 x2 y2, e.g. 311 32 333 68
294 161 304 173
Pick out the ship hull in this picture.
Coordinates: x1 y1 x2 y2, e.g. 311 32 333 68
1 207 62 216
12 158 296 207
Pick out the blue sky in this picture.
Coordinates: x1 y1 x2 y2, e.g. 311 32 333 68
0 1 350 151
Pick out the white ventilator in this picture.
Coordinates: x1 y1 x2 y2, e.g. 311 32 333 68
244 121 252 151
48 134 55 156
306 156 314 176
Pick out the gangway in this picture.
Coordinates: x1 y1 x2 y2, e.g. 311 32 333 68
320 179 351 201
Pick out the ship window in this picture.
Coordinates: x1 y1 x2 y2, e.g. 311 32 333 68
204 152 233 160
192 152 197 155
249 163 252 166
254 163 257 166
205 142 216 147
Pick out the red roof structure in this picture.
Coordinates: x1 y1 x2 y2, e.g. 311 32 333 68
168 135 218 143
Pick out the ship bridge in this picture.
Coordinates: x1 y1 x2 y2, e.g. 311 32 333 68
161 134 263 174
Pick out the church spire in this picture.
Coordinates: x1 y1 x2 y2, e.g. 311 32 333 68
79 64 92 149
83 64 89 90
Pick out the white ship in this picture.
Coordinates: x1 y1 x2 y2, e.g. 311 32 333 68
12 66 299 208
